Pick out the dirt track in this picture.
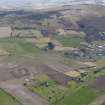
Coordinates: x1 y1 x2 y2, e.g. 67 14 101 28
0 56 51 105
89 94 105 105
0 81 50 105
0 53 73 105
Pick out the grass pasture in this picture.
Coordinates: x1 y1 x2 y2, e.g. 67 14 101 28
55 35 85 48
29 84 64 104
0 89 21 105
0 37 40 55
27 74 65 104
56 86 102 105
95 57 105 67
13 29 43 38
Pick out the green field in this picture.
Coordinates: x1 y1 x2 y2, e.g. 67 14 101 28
27 74 102 105
56 86 101 105
14 29 43 38
0 37 40 55
55 35 85 48
29 84 64 104
0 89 21 105
28 76 102 105
27 74 65 104
61 58 88 68
95 57 105 67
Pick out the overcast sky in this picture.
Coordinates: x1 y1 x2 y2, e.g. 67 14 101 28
0 0 104 9
0 0 104 5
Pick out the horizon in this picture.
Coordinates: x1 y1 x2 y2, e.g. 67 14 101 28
0 0 105 10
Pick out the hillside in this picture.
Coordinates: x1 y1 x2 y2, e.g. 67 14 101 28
1 4 105 105
0 4 105 42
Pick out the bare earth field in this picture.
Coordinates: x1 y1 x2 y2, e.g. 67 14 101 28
90 76 105 90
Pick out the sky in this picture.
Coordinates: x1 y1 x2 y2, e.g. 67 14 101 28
0 0 105 9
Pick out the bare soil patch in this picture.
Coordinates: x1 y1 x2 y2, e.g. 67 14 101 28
90 76 105 90
101 102 105 105
36 64 72 85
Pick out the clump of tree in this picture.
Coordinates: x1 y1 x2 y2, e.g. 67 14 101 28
48 42 55 50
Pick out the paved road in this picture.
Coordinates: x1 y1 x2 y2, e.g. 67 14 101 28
0 82 50 105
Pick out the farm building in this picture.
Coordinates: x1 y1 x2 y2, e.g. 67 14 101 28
64 71 81 78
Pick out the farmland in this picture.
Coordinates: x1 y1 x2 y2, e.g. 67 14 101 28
27 74 102 105
13 29 43 38
0 89 21 105
27 74 65 104
55 86 102 105
54 35 85 48
90 76 105 91
0 3 105 105
0 37 40 55
0 35 104 105
95 57 105 67
27 75 102 105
